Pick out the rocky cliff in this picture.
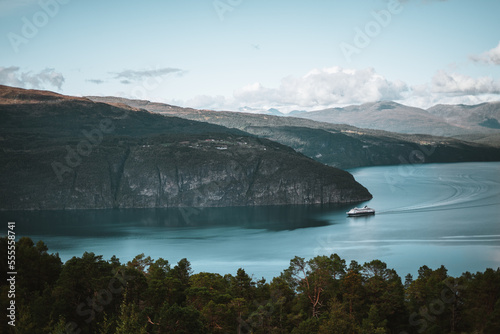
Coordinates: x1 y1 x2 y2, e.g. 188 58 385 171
0 85 371 210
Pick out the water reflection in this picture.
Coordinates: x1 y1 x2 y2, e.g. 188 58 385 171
2 203 353 240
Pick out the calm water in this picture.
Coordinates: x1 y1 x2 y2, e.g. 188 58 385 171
2 162 499 280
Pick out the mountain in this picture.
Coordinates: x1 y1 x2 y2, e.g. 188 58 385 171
236 107 284 116
288 110 307 116
425 102 500 147
88 96 500 169
296 101 500 145
294 101 470 136
0 85 372 210
267 108 283 116
427 102 500 131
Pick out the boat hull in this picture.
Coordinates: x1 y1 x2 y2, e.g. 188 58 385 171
346 206 375 217
347 211 375 217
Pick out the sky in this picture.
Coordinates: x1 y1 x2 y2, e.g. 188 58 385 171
1 0 500 113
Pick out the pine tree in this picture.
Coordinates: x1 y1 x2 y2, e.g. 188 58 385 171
115 292 147 334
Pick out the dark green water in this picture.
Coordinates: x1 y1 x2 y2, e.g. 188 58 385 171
2 162 499 280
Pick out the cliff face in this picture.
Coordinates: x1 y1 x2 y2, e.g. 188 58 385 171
116 141 366 208
0 86 371 210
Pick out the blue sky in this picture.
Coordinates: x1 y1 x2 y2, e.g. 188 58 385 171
1 0 500 112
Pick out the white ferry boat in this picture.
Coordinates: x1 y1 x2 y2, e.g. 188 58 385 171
346 205 375 217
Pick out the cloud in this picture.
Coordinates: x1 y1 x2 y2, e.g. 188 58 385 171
185 95 228 110
86 79 105 84
0 66 64 90
431 70 500 95
112 68 185 82
181 68 499 112
232 67 409 110
396 70 500 108
470 42 500 65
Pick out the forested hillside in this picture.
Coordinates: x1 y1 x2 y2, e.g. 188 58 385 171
1 237 498 333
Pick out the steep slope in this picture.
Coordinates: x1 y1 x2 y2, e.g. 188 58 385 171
0 85 372 210
88 96 500 169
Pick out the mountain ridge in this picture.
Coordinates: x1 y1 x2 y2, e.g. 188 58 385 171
88 95 500 140
0 85 372 210
295 100 500 138
88 96 500 169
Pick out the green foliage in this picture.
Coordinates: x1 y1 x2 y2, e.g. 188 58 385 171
157 303 206 334
48 316 70 334
1 237 499 333
115 295 147 334
459 268 500 333
318 299 359 334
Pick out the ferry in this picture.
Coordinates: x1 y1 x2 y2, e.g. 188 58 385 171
347 205 375 217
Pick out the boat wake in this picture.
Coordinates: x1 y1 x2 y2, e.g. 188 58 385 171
377 170 500 215
378 201 500 215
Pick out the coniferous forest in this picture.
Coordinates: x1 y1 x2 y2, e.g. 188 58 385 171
1 237 499 334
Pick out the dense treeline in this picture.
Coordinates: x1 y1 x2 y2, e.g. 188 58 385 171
1 237 499 333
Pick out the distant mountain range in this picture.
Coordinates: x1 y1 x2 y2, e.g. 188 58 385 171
194 100 500 145
294 101 500 139
88 96 500 169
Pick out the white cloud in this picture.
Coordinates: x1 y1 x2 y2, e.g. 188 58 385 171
0 66 64 90
86 79 105 85
232 67 409 111
431 70 500 95
396 70 500 109
112 68 185 82
177 67 499 112
185 95 228 110
397 91 500 110
470 41 500 65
